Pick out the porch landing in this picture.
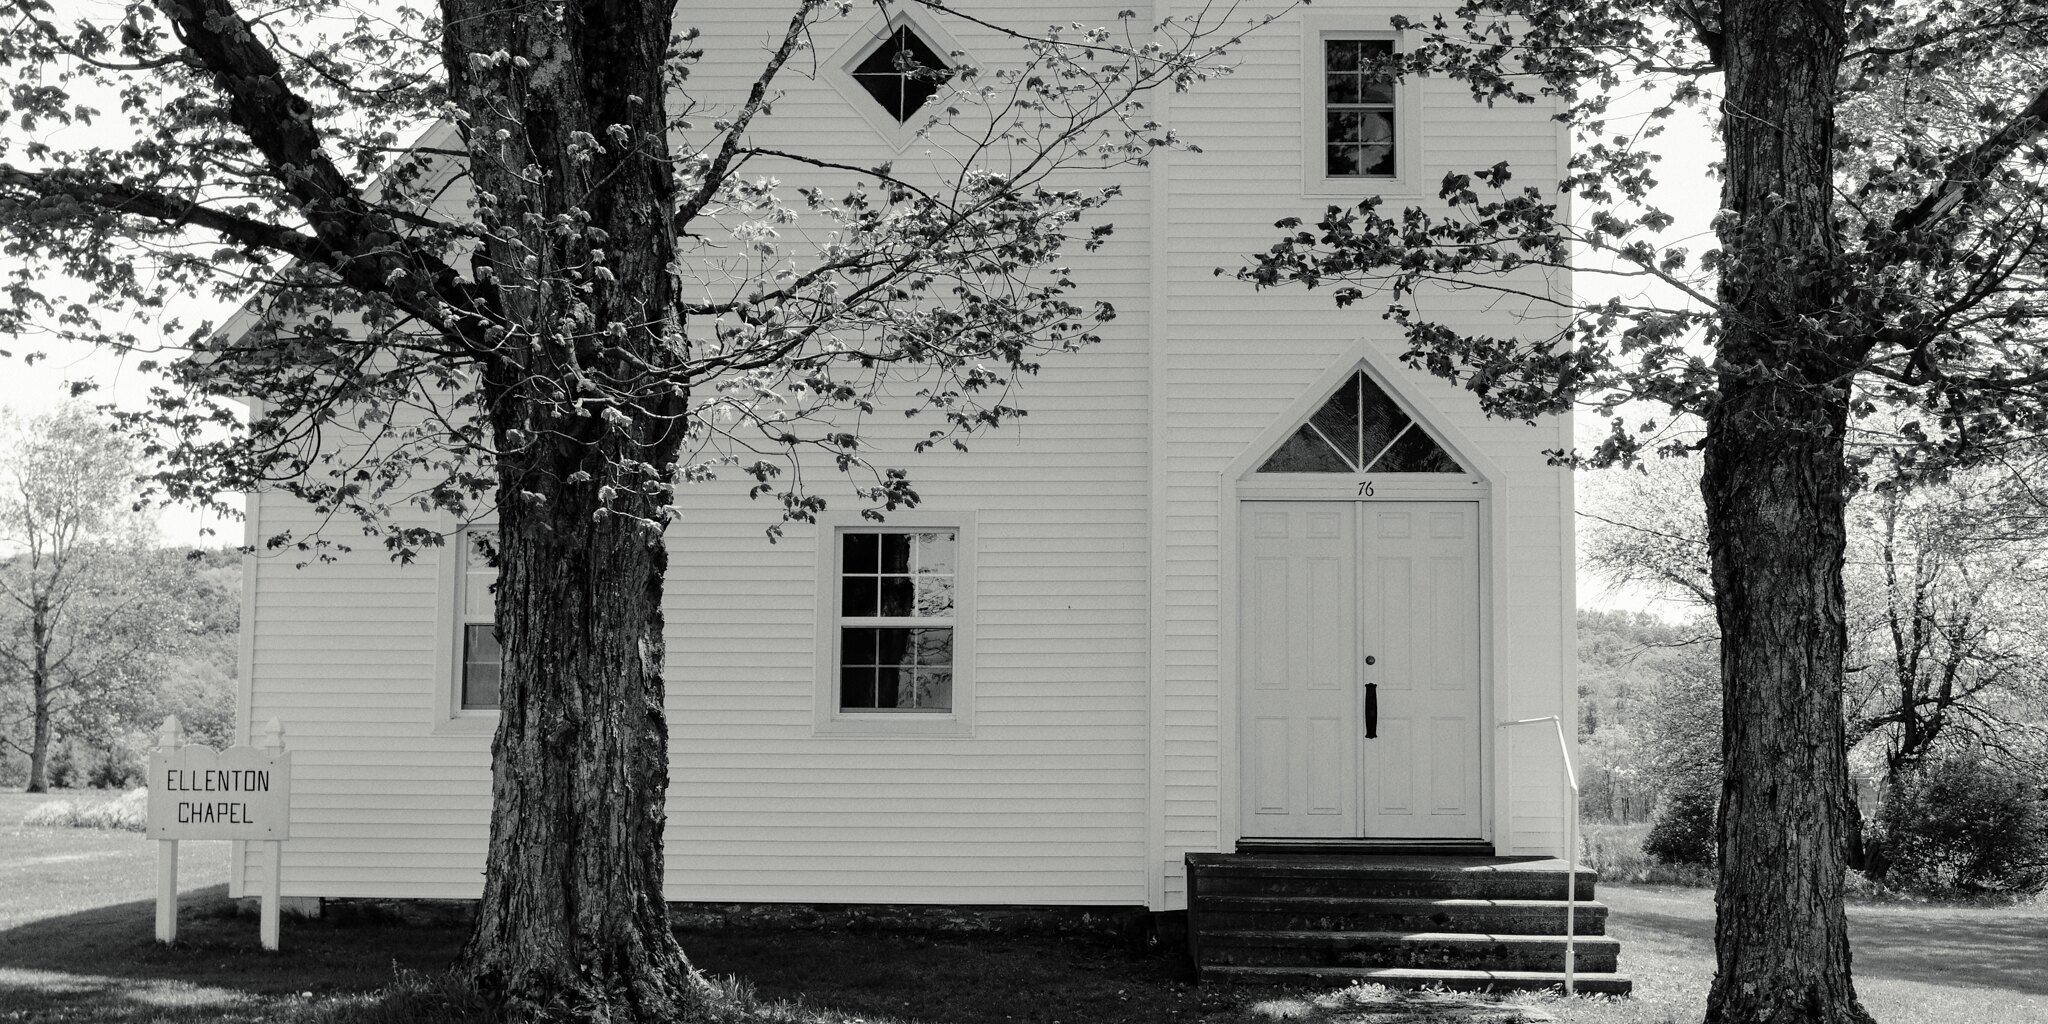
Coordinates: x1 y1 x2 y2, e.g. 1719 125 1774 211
1186 852 1632 995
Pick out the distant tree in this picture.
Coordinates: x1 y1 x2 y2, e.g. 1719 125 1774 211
1845 478 2048 778
1577 609 1720 811
1874 754 2048 895
1580 458 1711 609
1584 455 2048 810
20 546 242 788
0 405 179 791
148 548 241 751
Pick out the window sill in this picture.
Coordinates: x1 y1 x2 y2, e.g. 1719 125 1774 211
431 711 499 737
815 712 972 738
1302 173 1427 200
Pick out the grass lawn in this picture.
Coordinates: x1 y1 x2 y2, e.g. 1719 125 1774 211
1550 884 2048 1024
2 792 2042 1024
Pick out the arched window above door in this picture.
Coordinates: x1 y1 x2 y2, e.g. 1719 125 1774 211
1258 371 1463 474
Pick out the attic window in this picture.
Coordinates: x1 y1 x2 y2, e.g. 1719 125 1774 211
851 25 953 123
1259 371 1463 473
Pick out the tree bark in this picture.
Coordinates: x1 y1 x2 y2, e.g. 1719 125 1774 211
26 598 52 793
444 0 701 1016
1701 3 1875 1022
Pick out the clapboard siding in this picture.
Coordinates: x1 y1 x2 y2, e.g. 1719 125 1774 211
1146 0 1572 908
237 1 1572 909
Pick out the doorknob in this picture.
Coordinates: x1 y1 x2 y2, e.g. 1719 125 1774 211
1364 655 1377 666
1365 682 1379 739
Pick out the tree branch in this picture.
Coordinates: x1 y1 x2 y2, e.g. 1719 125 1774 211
157 0 492 346
0 165 326 261
1887 80 2048 239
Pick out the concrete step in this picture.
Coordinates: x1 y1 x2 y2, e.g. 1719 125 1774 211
1188 855 1597 901
1205 964 1635 995
1194 895 1609 936
1199 929 1620 973
1234 839 1498 857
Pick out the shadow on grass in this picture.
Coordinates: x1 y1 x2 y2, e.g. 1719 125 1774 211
0 890 1590 1024
1606 886 2048 996
0 884 474 1023
1846 904 2048 995
682 928 1216 1024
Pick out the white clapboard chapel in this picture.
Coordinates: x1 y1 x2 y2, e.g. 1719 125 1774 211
226 1 1580 930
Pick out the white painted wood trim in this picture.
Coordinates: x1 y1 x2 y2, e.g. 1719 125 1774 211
230 445 261 900
1298 15 1424 198
821 5 973 153
1144 12 1175 912
1218 339 1509 851
432 521 498 735
810 510 978 737
1218 341 1508 487
213 120 468 357
1483 472 1510 850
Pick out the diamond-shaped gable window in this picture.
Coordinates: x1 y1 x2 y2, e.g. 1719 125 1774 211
851 26 953 124
1258 371 1464 473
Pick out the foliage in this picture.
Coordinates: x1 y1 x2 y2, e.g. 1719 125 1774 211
1581 821 1716 886
1577 609 1721 818
1841 470 2048 782
1582 453 2048 793
19 786 147 831
0 1 1281 549
0 404 240 790
0 0 1300 1015
1643 785 1719 869
1231 2 2048 1008
1873 756 2048 896
0 405 187 791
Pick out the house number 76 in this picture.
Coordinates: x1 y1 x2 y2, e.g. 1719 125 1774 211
1357 481 1375 497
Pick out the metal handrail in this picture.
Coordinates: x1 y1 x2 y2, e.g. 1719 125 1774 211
1498 714 1580 995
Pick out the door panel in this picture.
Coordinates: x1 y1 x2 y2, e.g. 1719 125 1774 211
1361 504 1482 838
1238 502 1358 838
1240 500 1483 840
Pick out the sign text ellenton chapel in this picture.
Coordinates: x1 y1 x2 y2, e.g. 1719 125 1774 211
147 742 291 841
161 768 277 824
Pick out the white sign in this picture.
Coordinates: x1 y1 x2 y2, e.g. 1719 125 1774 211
148 716 291 950
147 742 291 840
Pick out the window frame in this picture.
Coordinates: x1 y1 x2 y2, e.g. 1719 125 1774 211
848 24 954 127
1301 25 1421 196
825 8 969 152
813 512 976 737
433 522 501 732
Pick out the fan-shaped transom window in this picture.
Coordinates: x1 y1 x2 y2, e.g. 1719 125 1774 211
851 25 953 123
1258 371 1463 473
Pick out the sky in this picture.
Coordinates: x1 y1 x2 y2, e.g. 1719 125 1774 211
0 298 245 549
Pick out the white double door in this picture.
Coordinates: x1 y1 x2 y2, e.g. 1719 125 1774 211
1238 501 1483 839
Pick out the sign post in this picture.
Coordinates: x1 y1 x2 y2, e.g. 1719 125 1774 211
147 715 293 950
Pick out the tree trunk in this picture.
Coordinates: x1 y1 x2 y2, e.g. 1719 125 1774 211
1701 360 1873 1024
460 461 697 1018
25 682 52 793
1701 4 1874 1023
26 599 52 793
445 0 701 1016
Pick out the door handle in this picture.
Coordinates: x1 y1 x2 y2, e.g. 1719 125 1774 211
1365 682 1379 739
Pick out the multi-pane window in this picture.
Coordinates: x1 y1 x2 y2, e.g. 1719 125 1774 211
837 530 956 712
850 25 953 124
1324 39 1397 178
459 528 501 710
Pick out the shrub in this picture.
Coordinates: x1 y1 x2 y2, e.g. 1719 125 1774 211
1643 785 1718 868
21 787 149 832
1873 757 2048 896
1581 820 1715 885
